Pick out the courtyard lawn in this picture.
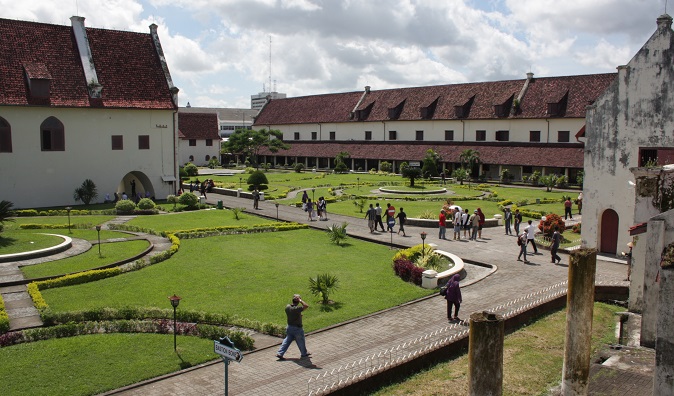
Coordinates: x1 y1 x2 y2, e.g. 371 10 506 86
125 208 273 232
0 333 216 396
0 232 64 254
371 302 621 396
40 229 433 332
20 240 150 279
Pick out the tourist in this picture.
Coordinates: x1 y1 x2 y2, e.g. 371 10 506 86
317 197 327 220
306 199 315 221
470 210 480 240
514 209 523 235
365 204 376 233
525 220 539 254
504 207 512 235
386 203 396 232
438 209 447 240
550 225 562 264
276 294 311 360
253 188 260 210
453 208 462 240
564 197 573 220
301 191 309 205
477 208 485 238
577 192 583 215
396 207 407 236
517 231 529 263
374 203 385 232
462 208 470 239
444 274 462 321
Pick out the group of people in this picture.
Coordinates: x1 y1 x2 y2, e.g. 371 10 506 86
564 192 583 220
515 218 562 264
104 190 152 204
364 202 407 236
189 179 215 198
438 207 485 241
301 191 328 221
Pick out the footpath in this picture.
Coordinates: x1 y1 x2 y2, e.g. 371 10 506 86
104 191 635 396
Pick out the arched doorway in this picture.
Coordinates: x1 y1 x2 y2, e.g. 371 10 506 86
600 209 619 254
118 171 155 200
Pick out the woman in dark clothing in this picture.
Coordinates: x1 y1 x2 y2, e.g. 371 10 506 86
445 274 462 321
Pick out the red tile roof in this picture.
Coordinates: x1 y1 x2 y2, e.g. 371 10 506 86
254 74 616 125
0 18 175 109
178 113 220 140
259 142 584 168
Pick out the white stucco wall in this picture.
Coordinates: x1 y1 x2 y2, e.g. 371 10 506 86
178 139 220 166
583 15 674 253
274 118 585 144
0 106 177 208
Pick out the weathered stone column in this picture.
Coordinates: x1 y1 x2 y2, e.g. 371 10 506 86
641 219 665 347
655 243 674 395
561 248 597 396
468 311 504 396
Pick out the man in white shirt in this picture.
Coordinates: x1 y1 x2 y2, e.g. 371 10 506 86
453 209 462 240
525 220 538 254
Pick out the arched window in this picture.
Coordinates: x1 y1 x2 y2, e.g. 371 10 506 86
0 117 11 153
205 155 210 161
189 155 194 162
40 116 65 151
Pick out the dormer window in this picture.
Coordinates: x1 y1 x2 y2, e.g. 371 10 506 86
454 95 475 118
23 62 52 100
493 94 514 118
546 91 569 117
388 100 405 120
419 97 439 119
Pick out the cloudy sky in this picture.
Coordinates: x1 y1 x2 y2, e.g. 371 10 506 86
3 0 665 108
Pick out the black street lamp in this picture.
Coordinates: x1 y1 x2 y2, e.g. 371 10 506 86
420 232 427 258
275 202 279 220
239 177 242 189
357 177 360 190
168 294 181 351
312 187 315 201
95 225 101 257
65 206 72 234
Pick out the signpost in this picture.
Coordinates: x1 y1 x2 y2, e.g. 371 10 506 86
388 217 396 249
214 337 243 395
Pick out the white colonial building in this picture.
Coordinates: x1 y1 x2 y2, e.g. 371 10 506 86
177 112 220 166
0 16 179 209
583 14 674 255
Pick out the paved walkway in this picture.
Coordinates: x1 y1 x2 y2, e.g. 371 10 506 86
103 192 629 396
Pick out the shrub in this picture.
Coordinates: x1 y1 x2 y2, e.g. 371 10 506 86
27 283 48 311
294 163 305 173
353 198 367 213
308 273 340 304
231 207 245 220
247 170 269 190
380 161 393 173
334 161 349 173
178 192 199 209
73 179 98 205
0 296 9 334
137 198 156 210
326 222 348 246
35 268 123 290
184 163 198 176
538 213 566 238
166 194 178 210
392 258 425 285
572 223 582 234
115 199 136 214
207 157 219 169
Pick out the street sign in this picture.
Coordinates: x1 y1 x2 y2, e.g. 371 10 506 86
214 339 243 362
408 161 421 167
388 218 396 227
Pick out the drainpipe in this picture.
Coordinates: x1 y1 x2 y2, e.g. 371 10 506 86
382 121 386 141
546 119 550 143
461 120 465 142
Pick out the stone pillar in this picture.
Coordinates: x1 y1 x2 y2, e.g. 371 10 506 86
561 248 597 396
468 311 504 396
655 244 674 395
641 219 665 347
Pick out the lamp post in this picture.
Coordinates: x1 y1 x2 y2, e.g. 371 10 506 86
239 177 242 189
541 216 547 242
420 232 427 258
168 294 181 351
95 225 101 257
357 177 360 190
312 187 315 201
65 207 72 234
275 202 279 220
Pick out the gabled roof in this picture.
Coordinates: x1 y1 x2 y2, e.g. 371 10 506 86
260 142 585 168
0 17 176 109
254 74 616 126
178 113 220 140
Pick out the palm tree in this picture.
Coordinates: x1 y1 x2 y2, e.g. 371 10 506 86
459 149 481 185
0 200 15 234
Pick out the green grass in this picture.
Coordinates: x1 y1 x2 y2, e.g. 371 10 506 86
0 233 65 254
41 229 433 331
371 302 621 396
0 333 217 396
125 208 272 232
21 240 149 279
5 215 116 230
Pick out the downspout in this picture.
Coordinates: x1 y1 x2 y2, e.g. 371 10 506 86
461 120 465 142
546 119 550 143
382 121 386 141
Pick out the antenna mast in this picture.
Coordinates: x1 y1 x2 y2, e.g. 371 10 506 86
268 36 272 93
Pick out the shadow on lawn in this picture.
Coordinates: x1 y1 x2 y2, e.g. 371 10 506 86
176 352 194 370
0 236 17 248
318 301 343 313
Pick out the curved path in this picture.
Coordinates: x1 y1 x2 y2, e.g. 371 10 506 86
0 217 172 331
105 191 627 396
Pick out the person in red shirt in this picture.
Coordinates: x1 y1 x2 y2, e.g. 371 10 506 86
477 208 486 239
386 203 396 232
439 209 447 239
564 197 573 220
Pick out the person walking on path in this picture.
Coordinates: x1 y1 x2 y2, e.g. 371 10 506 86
525 220 539 254
317 197 327 221
386 203 396 232
396 207 407 236
365 204 376 233
550 225 562 264
276 294 311 360
577 192 583 215
453 208 462 240
444 274 462 321
252 188 260 210
306 199 315 221
438 210 447 240
517 231 529 263
504 207 512 235
514 209 523 235
374 203 385 232
564 197 573 220
477 208 486 239
469 210 480 240
462 208 470 239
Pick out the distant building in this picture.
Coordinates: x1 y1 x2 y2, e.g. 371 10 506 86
180 106 257 138
251 91 286 111
0 16 179 208
178 113 220 166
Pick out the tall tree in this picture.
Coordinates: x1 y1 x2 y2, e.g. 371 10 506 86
222 128 289 168
459 149 481 170
334 151 350 173
422 149 442 179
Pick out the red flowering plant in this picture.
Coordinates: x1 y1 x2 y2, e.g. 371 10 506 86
538 213 566 238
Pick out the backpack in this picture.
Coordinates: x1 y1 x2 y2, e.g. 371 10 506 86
517 237 522 246
439 286 448 296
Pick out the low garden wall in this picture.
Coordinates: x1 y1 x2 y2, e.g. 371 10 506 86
405 217 500 228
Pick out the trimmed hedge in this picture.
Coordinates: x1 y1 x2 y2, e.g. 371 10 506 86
34 267 123 290
13 209 116 217
20 223 95 230
392 257 424 285
0 296 9 334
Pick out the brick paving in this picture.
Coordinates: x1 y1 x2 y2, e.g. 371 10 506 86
101 191 635 396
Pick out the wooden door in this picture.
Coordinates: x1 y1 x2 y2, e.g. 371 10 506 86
600 209 619 254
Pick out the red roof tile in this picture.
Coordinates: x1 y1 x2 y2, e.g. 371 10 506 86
0 18 175 109
260 142 584 168
255 91 364 125
178 113 220 140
